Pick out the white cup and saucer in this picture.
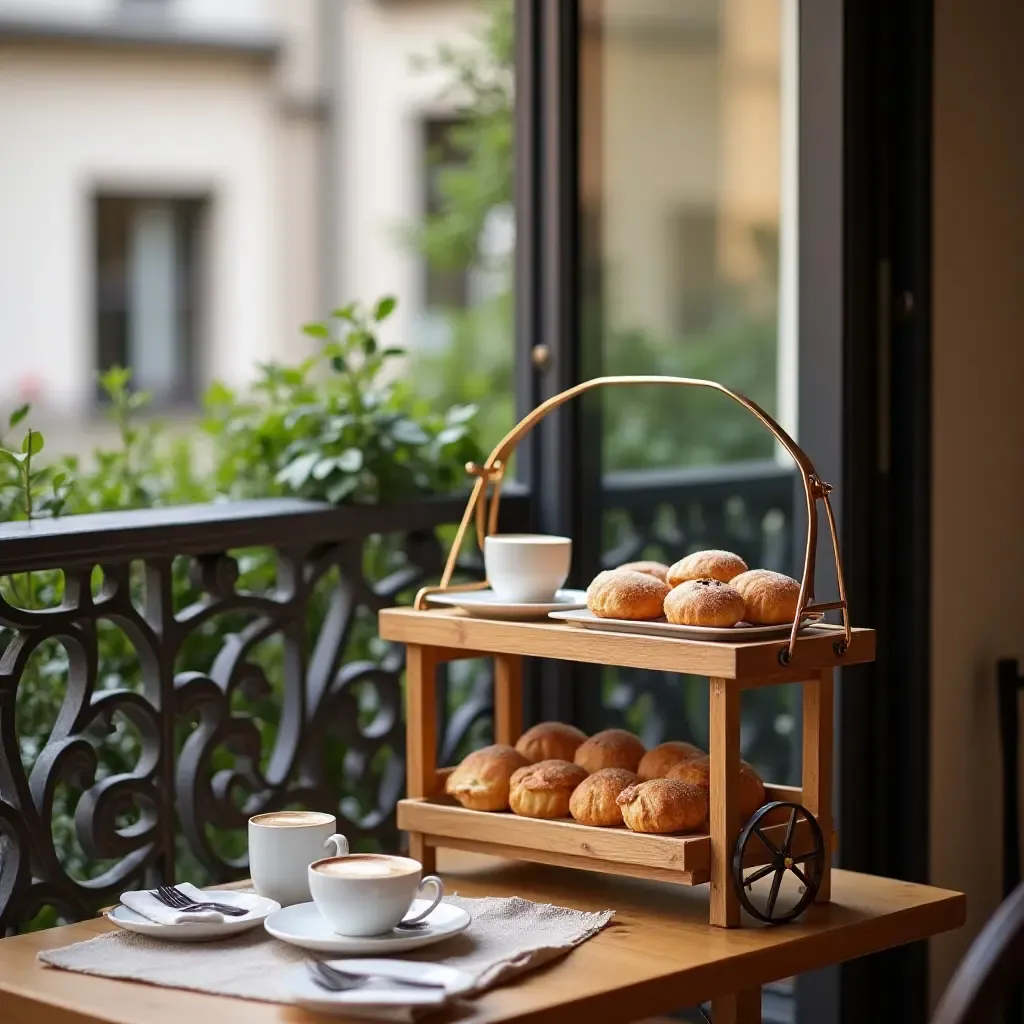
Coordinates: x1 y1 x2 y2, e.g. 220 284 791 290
426 534 586 619
263 840 470 955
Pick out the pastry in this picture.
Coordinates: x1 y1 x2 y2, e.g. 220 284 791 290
509 759 589 819
574 728 646 773
666 756 766 823
729 569 801 625
616 779 708 834
637 740 705 781
569 768 639 827
515 721 588 764
586 569 670 621
664 578 745 628
615 560 670 583
667 550 748 587
445 744 529 811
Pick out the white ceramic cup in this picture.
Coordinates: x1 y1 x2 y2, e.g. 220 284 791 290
308 852 444 937
248 811 348 907
483 533 572 603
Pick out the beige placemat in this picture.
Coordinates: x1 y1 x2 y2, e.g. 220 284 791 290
39 895 613 1005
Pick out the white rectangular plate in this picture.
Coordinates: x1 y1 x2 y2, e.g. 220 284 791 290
548 608 824 642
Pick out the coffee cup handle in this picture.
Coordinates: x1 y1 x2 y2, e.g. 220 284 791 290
323 834 349 857
402 876 444 925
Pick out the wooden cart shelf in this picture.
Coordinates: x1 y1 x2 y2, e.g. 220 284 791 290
379 607 875 684
398 797 834 887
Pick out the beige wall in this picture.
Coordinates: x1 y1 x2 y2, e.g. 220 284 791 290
930 0 1024 1003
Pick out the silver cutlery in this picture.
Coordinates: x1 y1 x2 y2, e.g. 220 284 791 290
151 885 249 917
308 961 446 991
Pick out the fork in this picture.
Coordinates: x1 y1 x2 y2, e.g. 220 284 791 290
151 885 249 917
308 961 446 991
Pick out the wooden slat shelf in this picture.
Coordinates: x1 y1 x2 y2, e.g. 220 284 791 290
398 798 829 888
379 608 875 684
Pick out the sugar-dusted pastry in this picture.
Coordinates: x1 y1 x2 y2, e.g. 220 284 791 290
637 740 706 781
574 728 646 774
667 550 748 587
616 779 708 834
664 578 745 628
509 759 589 819
515 721 588 764
666 755 766 824
569 768 638 827
586 569 670 621
445 744 530 811
729 568 801 625
615 560 670 584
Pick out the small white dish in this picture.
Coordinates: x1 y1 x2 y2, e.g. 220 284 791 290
548 608 825 641
107 890 279 942
426 588 587 620
265 899 471 954
288 959 473 1015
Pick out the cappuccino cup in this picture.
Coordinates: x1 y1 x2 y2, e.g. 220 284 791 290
248 811 347 907
309 853 444 937
484 533 572 603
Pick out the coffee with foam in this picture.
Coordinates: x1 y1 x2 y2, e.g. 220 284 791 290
312 855 414 879
251 811 335 828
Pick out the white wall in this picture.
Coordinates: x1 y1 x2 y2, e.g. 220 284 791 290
929 0 1024 1004
0 44 278 414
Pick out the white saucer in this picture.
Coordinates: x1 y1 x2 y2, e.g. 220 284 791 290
425 588 587 620
107 891 280 942
265 899 471 954
549 608 825 641
288 959 473 1015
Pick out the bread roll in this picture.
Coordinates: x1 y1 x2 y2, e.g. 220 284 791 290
509 759 589 819
445 744 529 811
574 728 646 773
666 755 766 824
516 721 587 764
587 569 670 620
667 550 748 587
568 768 639 827
615 560 670 583
637 740 705 781
617 779 708 834
730 569 801 625
664 578 745 628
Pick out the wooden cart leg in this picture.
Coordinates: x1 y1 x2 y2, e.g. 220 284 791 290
712 988 762 1024
494 654 523 746
709 677 742 927
406 644 438 875
802 667 834 902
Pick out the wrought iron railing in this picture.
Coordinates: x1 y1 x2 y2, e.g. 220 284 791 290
0 494 528 934
0 462 794 934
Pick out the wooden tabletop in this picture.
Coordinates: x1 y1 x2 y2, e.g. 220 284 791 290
377 608 875 685
0 852 963 1024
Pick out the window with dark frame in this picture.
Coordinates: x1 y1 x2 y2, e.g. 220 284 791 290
422 117 470 312
94 195 204 406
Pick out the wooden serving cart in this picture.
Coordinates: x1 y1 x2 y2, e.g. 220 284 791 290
379 376 876 931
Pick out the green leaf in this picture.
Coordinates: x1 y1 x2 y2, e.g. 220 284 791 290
446 403 478 425
381 347 406 360
311 457 338 481
21 431 43 455
326 477 358 503
331 303 357 322
302 322 331 340
363 333 378 356
0 449 25 468
274 451 320 490
373 296 397 321
389 419 429 446
331 355 347 373
51 472 67 492
9 404 29 429
336 448 364 473
436 425 469 446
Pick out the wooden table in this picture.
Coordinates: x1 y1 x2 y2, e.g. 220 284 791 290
0 851 964 1024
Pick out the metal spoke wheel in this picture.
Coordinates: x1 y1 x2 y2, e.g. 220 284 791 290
732 800 825 924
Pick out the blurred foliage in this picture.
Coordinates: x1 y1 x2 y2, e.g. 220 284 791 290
2 297 483 928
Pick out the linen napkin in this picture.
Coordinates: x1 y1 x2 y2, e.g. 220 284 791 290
119 883 270 925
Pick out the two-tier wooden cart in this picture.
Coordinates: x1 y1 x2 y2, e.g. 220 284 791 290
379 377 876 932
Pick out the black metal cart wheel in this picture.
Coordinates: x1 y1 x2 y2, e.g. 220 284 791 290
731 800 826 924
